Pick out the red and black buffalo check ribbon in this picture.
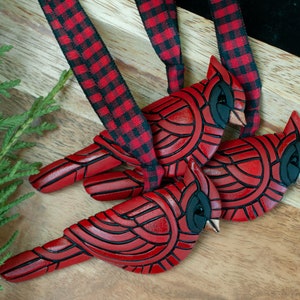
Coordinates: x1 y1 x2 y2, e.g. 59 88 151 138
38 0 164 191
136 0 261 136
209 0 262 137
135 0 184 93
38 0 261 191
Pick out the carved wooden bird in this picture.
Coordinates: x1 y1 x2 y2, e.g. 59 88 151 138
0 160 221 282
203 111 300 221
29 56 246 200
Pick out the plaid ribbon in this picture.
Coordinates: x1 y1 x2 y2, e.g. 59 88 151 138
209 0 262 137
135 0 184 94
39 0 164 191
38 0 261 192
137 0 261 136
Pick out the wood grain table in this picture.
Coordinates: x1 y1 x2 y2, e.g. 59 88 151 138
0 1 300 299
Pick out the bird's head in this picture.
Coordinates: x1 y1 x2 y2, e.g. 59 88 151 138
183 159 221 234
206 56 246 128
278 111 300 187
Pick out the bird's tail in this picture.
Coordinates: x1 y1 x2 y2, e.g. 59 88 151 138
29 138 123 193
0 236 92 283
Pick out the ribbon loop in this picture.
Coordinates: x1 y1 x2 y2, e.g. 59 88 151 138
135 0 184 93
39 0 163 191
166 63 185 94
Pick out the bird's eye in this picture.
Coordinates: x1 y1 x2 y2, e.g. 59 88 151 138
280 141 300 186
186 191 211 234
290 153 299 166
209 81 234 128
195 204 205 216
217 92 227 104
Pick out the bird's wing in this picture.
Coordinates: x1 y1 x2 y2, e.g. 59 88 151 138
204 137 287 221
65 180 200 274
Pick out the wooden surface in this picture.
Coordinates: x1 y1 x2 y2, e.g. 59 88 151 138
0 1 300 299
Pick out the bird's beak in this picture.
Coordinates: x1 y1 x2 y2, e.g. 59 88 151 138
205 219 220 233
229 110 247 127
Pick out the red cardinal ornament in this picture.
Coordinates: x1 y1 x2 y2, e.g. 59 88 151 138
29 56 246 199
203 111 300 222
0 160 221 282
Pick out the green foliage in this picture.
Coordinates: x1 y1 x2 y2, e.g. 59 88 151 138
0 46 20 99
0 45 72 288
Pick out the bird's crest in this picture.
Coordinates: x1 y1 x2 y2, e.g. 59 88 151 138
283 111 300 136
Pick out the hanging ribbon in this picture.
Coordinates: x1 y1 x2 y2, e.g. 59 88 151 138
38 0 164 191
135 0 184 94
210 0 261 137
136 0 261 137
209 0 262 137
38 0 261 191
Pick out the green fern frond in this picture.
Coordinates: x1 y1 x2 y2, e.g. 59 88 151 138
0 249 13 266
0 158 11 173
0 68 72 162
1 127 16 150
0 231 18 256
0 79 21 98
0 45 73 281
0 45 13 58
0 111 29 130
25 121 57 136
0 192 34 217
0 46 20 100
0 213 19 226
8 140 37 152
0 180 23 205
0 164 41 186
0 172 33 186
